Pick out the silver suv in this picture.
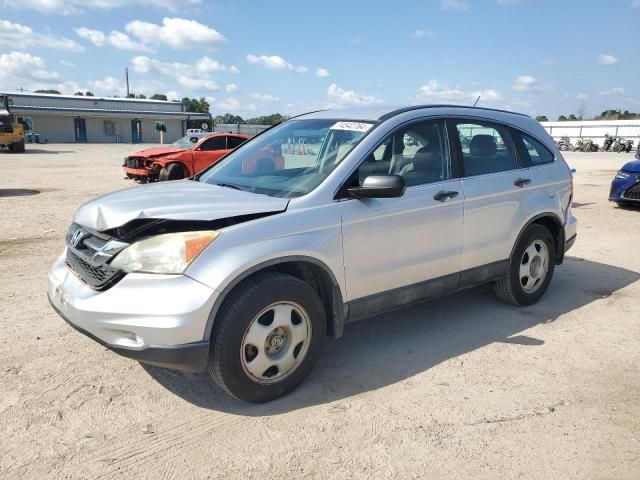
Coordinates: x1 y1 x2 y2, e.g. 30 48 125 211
48 106 577 402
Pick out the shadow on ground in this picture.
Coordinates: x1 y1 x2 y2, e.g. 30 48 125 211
143 257 639 415
0 189 40 197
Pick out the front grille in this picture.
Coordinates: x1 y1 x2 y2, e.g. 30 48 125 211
64 224 126 290
66 249 123 290
0 116 12 133
624 183 640 200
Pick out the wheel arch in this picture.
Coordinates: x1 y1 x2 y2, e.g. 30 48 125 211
203 256 347 342
511 212 565 265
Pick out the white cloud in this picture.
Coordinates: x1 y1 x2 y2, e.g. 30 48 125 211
576 93 588 100
327 83 381 106
60 60 75 67
0 20 83 51
196 56 239 73
213 97 257 113
416 79 502 104
246 54 307 73
512 75 537 91
88 76 126 96
0 51 59 82
598 87 625 96
249 93 279 102
440 0 469 11
125 17 225 49
315 68 330 78
412 28 436 38
75 27 152 52
131 55 222 91
225 83 238 93
598 54 619 65
2 0 202 15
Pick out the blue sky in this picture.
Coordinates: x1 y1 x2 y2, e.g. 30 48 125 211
0 0 638 119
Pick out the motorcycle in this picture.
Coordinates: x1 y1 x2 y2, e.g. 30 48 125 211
556 136 573 151
583 139 595 152
612 137 624 153
624 139 634 153
573 138 584 152
601 134 613 151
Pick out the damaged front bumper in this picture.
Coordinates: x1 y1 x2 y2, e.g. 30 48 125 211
47 252 219 372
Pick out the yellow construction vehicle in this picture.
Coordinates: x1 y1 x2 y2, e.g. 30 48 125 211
0 95 25 153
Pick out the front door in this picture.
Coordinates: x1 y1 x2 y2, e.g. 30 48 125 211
192 135 229 173
131 119 142 143
74 118 87 143
341 118 464 312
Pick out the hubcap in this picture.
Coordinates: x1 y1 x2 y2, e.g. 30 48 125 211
240 302 311 384
519 240 549 293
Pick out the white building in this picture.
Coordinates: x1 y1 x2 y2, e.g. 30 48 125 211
541 119 640 143
2 91 210 144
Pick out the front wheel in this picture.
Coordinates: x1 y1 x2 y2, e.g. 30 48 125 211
208 272 326 402
158 163 185 181
494 224 556 306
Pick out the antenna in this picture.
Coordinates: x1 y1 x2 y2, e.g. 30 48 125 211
473 96 481 107
125 67 130 97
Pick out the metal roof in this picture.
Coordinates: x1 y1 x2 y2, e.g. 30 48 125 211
10 104 210 118
1 91 178 105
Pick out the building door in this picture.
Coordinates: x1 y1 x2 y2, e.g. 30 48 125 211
131 119 142 143
74 118 87 143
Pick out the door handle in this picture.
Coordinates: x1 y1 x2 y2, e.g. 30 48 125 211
433 190 459 202
514 178 531 188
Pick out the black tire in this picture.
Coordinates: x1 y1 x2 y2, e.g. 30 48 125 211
158 163 185 181
208 272 326 403
494 224 556 306
11 140 25 153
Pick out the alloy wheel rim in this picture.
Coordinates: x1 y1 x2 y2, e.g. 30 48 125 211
240 301 312 384
519 240 549 293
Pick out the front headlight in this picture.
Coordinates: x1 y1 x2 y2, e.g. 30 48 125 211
110 231 219 274
615 170 632 180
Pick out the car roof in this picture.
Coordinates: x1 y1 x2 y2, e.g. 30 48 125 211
295 105 530 123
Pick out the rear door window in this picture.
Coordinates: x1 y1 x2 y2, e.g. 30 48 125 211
227 136 246 149
200 136 227 151
453 121 518 177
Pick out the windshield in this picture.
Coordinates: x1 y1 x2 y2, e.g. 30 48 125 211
198 119 374 198
172 134 207 149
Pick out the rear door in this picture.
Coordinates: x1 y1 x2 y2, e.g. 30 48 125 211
451 119 535 274
193 136 228 173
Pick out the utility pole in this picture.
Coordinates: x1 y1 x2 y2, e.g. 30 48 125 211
125 67 130 97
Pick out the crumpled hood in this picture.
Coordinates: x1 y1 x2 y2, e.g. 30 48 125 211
74 180 289 231
130 146 187 158
622 159 640 173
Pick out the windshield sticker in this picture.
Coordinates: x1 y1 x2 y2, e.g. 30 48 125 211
330 121 374 133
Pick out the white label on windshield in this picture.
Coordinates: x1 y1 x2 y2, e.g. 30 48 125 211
330 121 374 133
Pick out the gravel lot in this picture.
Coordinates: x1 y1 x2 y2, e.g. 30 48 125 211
1 144 639 479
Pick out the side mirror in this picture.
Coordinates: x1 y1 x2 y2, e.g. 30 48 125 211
347 175 406 199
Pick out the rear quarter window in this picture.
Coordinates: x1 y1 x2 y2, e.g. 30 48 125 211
511 129 555 167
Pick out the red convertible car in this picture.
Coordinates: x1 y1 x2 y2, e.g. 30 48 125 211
123 133 252 182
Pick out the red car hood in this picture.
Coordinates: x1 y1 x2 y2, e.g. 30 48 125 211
131 146 187 158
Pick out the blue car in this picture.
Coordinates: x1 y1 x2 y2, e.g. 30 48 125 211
609 153 640 205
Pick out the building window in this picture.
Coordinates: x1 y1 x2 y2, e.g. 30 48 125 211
104 120 115 136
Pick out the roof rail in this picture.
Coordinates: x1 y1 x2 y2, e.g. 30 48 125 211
378 104 530 121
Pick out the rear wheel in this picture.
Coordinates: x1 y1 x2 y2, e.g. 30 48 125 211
495 224 556 306
158 163 185 181
208 272 325 403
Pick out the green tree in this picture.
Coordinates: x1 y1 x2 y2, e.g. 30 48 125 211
150 93 168 101
182 97 210 113
34 89 61 94
127 93 147 99
245 113 288 125
535 115 549 122
557 115 568 121
568 114 578 121
74 91 84 96
85 91 94 96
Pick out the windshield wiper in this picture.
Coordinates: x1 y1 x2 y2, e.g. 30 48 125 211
213 182 246 191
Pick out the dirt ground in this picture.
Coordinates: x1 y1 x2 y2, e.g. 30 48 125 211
1 144 639 479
